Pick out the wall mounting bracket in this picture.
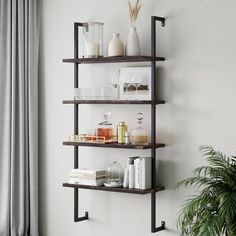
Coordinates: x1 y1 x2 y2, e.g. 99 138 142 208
73 23 89 223
150 16 166 233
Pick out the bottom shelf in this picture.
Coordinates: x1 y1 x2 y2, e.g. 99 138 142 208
63 183 164 195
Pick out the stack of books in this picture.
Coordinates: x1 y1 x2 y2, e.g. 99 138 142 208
68 169 106 186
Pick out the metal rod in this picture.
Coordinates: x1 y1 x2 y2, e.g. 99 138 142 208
151 17 157 188
151 16 165 233
73 22 88 222
151 15 157 234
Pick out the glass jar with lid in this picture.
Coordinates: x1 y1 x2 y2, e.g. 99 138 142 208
104 161 124 187
82 22 103 58
130 113 148 145
97 112 114 141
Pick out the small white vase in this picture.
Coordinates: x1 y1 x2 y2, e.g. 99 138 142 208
108 33 124 57
125 27 141 56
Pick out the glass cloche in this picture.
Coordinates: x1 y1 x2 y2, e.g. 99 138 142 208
104 161 124 187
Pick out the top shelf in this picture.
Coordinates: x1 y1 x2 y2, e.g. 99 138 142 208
62 56 165 64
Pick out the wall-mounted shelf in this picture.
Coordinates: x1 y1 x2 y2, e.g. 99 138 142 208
63 100 165 105
63 55 165 64
62 16 166 233
63 141 165 149
63 183 164 195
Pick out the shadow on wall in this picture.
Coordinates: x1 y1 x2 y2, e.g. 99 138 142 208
156 159 177 188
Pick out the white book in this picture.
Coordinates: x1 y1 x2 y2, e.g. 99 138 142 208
68 177 105 186
70 169 105 179
71 169 105 174
68 172 105 179
139 157 152 190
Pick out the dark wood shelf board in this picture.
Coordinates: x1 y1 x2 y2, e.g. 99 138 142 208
63 141 165 149
63 183 164 195
63 56 165 64
63 100 165 105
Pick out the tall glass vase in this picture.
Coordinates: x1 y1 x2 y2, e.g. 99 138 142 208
125 27 141 56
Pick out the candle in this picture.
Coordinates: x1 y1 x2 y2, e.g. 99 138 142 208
86 42 100 57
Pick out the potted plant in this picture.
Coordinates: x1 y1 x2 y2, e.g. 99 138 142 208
176 146 236 236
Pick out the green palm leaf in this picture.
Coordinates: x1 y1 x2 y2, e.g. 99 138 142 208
177 146 236 236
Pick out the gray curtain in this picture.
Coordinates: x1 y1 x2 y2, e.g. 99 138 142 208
0 0 39 235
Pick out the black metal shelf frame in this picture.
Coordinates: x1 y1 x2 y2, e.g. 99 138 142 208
65 16 166 232
151 16 166 233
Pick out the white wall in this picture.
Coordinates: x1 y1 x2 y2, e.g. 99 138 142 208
39 0 236 235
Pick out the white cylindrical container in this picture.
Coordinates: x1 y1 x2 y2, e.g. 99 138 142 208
125 27 141 56
108 33 124 57
123 167 129 188
128 163 135 189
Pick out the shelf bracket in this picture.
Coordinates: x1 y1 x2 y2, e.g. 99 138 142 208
151 192 165 233
151 16 166 233
152 221 166 233
75 211 89 222
73 22 89 223
152 16 165 27
73 176 89 223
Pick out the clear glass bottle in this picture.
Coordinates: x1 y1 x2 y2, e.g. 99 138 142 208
97 112 114 141
105 161 124 187
131 113 148 145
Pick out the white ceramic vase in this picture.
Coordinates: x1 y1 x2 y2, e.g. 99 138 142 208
125 27 140 56
108 33 124 57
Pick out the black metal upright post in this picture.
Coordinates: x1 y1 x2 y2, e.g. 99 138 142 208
150 16 165 233
73 22 88 222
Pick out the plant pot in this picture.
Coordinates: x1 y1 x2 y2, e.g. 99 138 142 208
108 33 124 57
125 27 140 56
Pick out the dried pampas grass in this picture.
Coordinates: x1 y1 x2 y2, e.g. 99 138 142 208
128 0 141 27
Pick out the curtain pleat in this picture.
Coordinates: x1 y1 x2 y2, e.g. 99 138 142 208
0 0 39 235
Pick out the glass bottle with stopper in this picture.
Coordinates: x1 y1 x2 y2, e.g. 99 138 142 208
131 112 148 145
97 112 114 142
